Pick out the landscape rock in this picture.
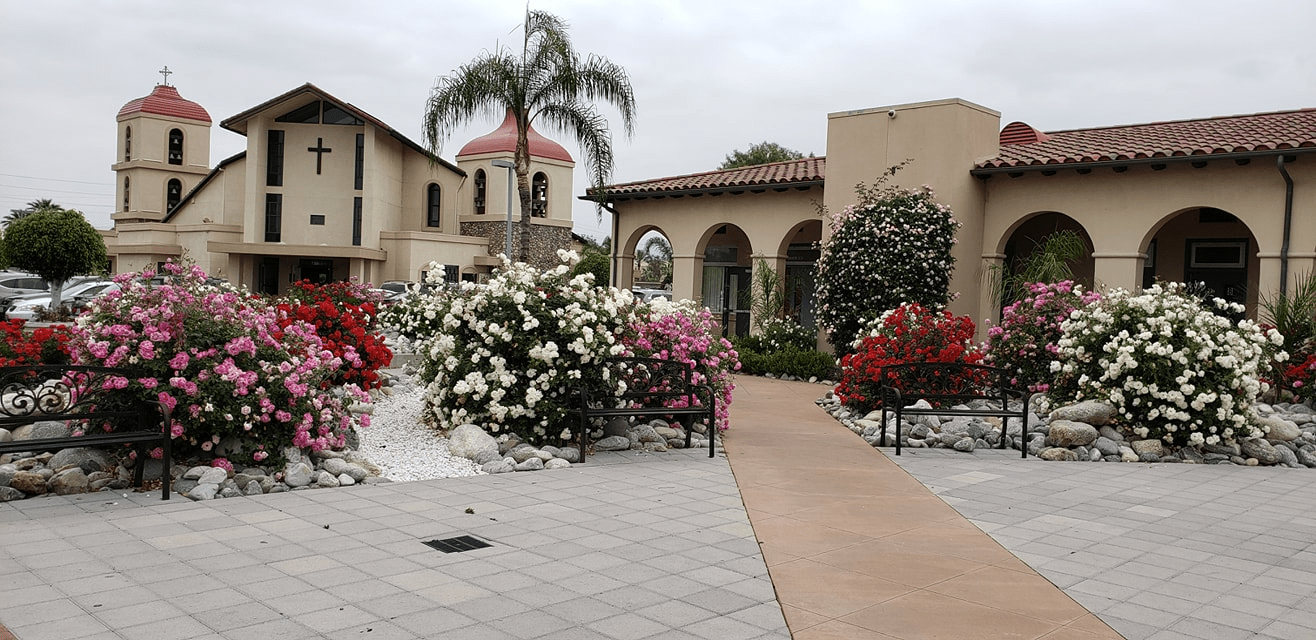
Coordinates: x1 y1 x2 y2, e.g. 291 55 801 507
1240 438 1283 465
1130 440 1164 458
448 424 501 463
1046 420 1099 447
594 435 630 451
1260 417 1302 442
49 468 89 495
1049 401 1118 426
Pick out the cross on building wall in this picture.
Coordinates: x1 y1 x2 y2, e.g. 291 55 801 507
307 138 332 175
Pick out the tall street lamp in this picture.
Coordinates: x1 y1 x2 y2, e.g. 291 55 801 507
491 159 516 261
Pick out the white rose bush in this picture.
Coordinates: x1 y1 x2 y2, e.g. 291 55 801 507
394 253 635 445
1048 282 1285 447
815 165 960 351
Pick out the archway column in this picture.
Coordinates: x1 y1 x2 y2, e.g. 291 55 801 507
672 254 704 305
1260 250 1316 298
613 249 636 289
1092 252 1144 293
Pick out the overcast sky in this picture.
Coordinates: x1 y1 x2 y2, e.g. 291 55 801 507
3 0 1315 241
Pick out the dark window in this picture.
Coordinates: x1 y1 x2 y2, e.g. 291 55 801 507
258 257 279 295
310 214 325 225
474 169 486 215
124 126 131 162
275 101 321 123
123 177 130 212
265 194 282 242
352 197 362 246
532 172 548 217
166 179 182 212
168 128 183 165
445 264 459 283
427 184 441 227
354 133 364 190
322 102 362 125
267 130 284 186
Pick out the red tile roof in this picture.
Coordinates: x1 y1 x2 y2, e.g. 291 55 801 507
117 84 212 123
457 110 573 163
978 108 1316 170
594 157 825 199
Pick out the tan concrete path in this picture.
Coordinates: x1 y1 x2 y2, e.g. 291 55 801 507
723 375 1123 640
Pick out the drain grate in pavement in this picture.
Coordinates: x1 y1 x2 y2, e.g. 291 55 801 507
423 535 492 553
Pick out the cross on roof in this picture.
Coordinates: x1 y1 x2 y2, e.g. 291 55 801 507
159 66 172 86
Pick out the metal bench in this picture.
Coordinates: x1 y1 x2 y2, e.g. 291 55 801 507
878 362 1033 458
0 365 173 499
570 357 717 460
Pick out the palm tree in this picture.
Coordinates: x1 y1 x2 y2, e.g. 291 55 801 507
5 198 63 229
638 234 672 285
423 10 636 264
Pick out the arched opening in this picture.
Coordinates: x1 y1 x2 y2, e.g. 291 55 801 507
473 169 487 215
997 212 1095 302
124 126 131 162
698 223 753 337
166 179 182 213
1141 207 1259 315
531 172 548 217
775 219 823 329
634 230 673 289
168 129 184 165
426 184 441 228
122 176 130 212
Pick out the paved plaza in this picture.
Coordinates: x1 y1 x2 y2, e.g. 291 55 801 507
2 375 1315 638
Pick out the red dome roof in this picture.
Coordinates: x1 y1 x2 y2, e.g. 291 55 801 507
117 85 211 123
457 110 573 162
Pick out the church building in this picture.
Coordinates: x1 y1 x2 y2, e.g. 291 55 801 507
104 77 575 292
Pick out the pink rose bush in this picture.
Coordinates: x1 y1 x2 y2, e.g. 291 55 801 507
70 262 370 466
983 281 1100 393
623 298 740 432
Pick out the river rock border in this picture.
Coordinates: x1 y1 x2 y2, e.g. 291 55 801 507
818 390 1316 468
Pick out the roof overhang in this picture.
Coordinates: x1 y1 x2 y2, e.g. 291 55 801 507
207 242 387 261
972 148 1316 178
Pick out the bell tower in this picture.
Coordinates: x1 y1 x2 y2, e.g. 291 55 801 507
112 67 212 223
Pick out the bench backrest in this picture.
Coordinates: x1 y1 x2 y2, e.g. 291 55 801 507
593 357 702 406
0 365 154 431
878 362 1021 408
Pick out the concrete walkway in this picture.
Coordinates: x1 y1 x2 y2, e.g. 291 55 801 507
726 375 1119 640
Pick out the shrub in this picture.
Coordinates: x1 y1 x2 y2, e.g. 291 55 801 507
623 299 740 432
737 346 835 380
70 262 370 466
569 251 610 287
983 281 1100 393
815 166 960 351
1049 282 1285 446
407 253 634 446
276 279 392 389
835 303 982 413
0 319 73 366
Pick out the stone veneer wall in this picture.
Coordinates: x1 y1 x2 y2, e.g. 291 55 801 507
461 220 571 271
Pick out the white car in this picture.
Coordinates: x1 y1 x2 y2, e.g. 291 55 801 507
6 280 117 321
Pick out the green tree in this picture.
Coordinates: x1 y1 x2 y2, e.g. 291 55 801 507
718 142 805 170
423 10 636 264
637 234 672 285
5 198 64 228
569 251 610 287
3 209 107 309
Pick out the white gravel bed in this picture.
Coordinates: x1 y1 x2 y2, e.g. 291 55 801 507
354 380 484 482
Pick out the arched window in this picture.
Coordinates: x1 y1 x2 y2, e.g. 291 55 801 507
474 169 486 215
166 179 182 212
532 172 548 217
124 126 132 162
168 128 184 165
123 177 130 212
426 184 441 228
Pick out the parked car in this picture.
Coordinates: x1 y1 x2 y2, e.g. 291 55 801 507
5 280 116 321
631 288 673 303
0 273 49 303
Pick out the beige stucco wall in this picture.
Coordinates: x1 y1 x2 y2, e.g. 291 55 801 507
112 113 211 223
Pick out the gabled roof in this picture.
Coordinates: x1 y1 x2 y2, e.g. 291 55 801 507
457 110 574 162
977 108 1316 173
220 83 463 175
588 157 825 202
117 84 211 123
